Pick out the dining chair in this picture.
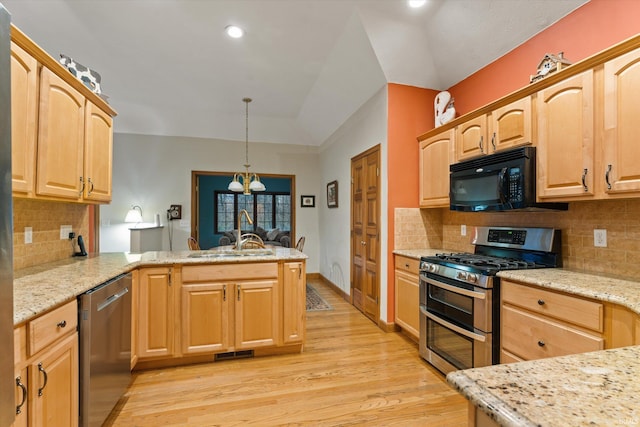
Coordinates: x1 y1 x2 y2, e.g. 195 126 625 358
295 236 305 252
187 237 200 250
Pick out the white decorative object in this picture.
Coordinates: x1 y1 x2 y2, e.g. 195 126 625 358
434 91 456 127
59 54 109 101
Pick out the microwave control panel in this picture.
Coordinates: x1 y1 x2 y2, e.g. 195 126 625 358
508 168 523 202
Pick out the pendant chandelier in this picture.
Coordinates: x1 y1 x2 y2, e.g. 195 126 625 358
228 97 266 194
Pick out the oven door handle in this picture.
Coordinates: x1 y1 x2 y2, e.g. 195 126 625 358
421 307 487 342
421 276 486 300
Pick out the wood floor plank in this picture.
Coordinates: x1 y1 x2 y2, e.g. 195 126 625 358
106 278 468 426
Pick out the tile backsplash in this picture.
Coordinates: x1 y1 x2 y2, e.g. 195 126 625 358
13 198 89 270
396 199 640 281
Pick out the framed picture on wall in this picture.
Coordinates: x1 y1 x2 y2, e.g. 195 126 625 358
327 180 338 208
301 195 315 207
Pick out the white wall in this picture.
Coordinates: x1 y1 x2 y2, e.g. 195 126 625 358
100 133 322 273
318 86 389 319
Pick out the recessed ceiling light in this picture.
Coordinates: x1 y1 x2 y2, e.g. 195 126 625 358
225 25 244 39
408 0 427 8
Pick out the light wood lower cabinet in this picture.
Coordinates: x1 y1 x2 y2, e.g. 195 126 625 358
13 300 79 427
282 261 306 345
137 262 304 365
501 279 605 362
137 267 176 359
394 255 420 340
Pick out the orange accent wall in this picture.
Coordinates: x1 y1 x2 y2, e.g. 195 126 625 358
449 0 640 115
387 83 438 320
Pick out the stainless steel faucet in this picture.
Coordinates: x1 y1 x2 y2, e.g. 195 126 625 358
237 209 252 250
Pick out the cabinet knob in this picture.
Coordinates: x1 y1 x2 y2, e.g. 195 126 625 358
57 320 67 328
537 340 546 347
537 299 545 306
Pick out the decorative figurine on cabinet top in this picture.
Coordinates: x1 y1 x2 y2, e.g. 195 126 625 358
530 52 572 83
59 54 109 101
434 91 456 127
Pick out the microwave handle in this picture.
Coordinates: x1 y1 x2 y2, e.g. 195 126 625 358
498 167 508 204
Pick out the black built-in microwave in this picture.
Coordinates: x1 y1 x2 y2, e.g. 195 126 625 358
449 146 568 212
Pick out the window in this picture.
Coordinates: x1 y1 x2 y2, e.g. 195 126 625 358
215 191 291 233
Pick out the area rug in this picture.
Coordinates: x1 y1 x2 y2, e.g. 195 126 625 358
306 284 332 311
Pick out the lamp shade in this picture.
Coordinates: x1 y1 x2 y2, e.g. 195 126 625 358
228 178 244 192
124 206 143 223
249 178 265 192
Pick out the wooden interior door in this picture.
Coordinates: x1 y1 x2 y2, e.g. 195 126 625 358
351 146 380 324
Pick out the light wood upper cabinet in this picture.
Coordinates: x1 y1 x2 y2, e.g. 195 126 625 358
537 70 595 200
489 96 533 153
456 115 488 161
11 24 116 204
83 102 113 202
36 66 85 200
10 42 38 197
603 47 640 197
419 129 453 208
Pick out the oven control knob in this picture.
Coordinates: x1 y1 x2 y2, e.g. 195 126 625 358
456 271 467 281
467 273 478 283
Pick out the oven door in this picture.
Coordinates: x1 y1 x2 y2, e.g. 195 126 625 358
419 273 494 374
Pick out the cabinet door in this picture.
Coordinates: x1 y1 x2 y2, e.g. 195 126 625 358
489 96 532 153
603 47 640 195
456 115 487 161
282 262 305 345
36 67 85 200
10 42 38 197
138 267 175 358
419 129 453 208
83 102 113 202
537 70 595 199
181 282 230 354
235 280 279 349
29 333 78 427
394 270 419 339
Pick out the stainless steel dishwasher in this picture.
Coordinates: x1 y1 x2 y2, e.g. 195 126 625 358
79 273 132 426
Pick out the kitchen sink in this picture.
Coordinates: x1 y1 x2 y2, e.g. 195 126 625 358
188 248 275 258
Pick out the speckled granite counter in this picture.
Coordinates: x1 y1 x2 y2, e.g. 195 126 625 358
498 268 640 319
14 248 307 326
392 248 451 259
447 346 640 426
446 268 640 427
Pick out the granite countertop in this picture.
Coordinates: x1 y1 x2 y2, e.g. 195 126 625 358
447 346 640 426
498 268 640 319
445 268 640 426
14 247 307 326
392 248 451 259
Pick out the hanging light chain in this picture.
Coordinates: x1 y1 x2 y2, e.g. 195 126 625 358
243 97 252 167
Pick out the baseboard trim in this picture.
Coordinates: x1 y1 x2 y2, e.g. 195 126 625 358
315 273 350 302
378 319 396 333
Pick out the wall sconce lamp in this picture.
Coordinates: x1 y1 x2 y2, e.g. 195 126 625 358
124 205 143 224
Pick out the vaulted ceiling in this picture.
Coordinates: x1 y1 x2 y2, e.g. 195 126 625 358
3 0 588 145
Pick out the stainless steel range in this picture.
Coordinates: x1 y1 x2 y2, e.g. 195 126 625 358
419 226 561 374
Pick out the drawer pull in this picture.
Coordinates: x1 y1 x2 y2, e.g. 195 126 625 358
37 363 48 396
16 376 27 415
537 299 545 306
57 320 67 328
537 340 546 347
405 263 410 268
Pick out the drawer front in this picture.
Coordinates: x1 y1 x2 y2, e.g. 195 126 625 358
502 305 604 361
29 299 78 356
395 255 420 276
182 263 278 282
502 280 603 332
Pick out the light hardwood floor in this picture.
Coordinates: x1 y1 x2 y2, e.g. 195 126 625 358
107 278 468 426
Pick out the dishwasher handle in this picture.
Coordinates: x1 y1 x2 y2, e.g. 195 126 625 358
97 287 129 312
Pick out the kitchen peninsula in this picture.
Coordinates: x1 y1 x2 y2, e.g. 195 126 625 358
447 268 640 427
